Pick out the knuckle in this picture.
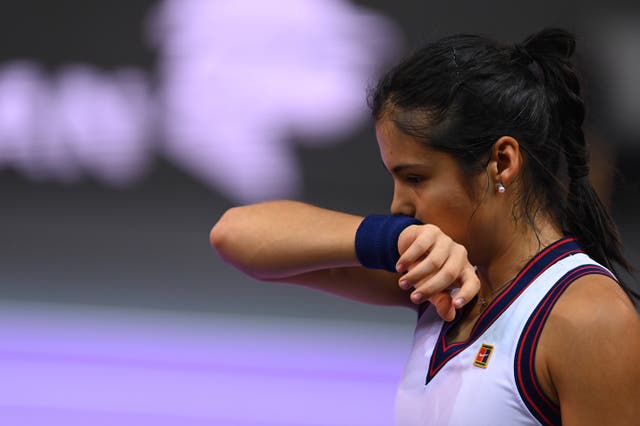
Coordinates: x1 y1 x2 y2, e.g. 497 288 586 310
414 236 431 251
421 257 436 272
455 244 468 258
473 277 482 290
432 250 448 267
398 227 412 243
424 223 441 234
439 267 456 283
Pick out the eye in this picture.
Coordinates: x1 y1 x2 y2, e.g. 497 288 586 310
405 175 424 184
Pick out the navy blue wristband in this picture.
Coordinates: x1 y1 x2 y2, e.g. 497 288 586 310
355 215 422 272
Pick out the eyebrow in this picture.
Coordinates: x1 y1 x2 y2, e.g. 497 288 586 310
391 163 426 174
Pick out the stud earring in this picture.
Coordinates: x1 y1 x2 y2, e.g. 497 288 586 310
496 182 506 193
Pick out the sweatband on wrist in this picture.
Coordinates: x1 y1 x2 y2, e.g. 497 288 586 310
355 214 422 272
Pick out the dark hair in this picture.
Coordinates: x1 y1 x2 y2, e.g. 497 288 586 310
369 28 637 299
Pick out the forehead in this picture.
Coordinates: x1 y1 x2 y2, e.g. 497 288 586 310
375 118 435 166
375 117 470 182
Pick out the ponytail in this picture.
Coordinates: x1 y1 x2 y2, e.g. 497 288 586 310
521 29 635 296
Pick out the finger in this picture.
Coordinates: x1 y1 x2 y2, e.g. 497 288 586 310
401 237 452 286
396 224 439 272
451 264 481 308
428 291 456 322
396 225 418 255
409 246 466 298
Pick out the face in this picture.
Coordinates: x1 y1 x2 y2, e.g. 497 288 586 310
376 117 499 263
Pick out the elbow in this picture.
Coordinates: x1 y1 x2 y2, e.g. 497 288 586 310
209 203 292 281
209 207 268 279
209 207 239 255
209 217 224 251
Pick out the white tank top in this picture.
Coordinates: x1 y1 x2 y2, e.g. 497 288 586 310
395 238 614 426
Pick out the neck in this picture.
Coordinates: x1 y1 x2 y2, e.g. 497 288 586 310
475 217 563 305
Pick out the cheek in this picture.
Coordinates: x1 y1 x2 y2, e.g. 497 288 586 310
415 185 478 243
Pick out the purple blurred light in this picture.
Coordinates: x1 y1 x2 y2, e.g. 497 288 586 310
0 0 401 201
0 63 152 186
0 302 412 425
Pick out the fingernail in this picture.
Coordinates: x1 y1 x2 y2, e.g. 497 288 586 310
453 297 465 308
399 279 410 290
396 263 404 272
411 292 423 303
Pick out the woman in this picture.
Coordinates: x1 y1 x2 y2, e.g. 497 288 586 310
210 29 640 425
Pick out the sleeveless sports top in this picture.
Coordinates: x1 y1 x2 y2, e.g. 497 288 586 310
395 237 614 426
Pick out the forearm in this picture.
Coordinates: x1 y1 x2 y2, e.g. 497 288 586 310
210 200 362 279
210 200 480 316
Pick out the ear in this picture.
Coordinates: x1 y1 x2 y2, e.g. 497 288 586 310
489 136 522 188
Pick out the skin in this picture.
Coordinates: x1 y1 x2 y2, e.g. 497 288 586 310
211 116 640 424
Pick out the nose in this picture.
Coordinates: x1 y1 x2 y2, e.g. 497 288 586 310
390 183 415 217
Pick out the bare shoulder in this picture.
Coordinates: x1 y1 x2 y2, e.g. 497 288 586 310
540 273 640 370
539 273 640 424
549 273 638 327
541 273 640 368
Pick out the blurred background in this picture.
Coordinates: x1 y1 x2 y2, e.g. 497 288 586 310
1 1 638 424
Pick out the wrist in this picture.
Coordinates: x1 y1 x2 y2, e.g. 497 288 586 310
355 214 421 272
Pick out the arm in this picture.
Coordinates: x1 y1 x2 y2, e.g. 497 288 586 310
210 200 479 317
211 200 362 280
540 275 640 425
211 200 409 306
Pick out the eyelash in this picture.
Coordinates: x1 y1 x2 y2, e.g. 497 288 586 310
405 175 424 184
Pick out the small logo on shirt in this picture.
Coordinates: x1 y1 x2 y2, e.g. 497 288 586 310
473 343 494 368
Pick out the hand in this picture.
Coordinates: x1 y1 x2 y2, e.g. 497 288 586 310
396 224 480 321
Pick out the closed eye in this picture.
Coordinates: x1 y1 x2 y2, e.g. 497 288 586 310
405 175 425 184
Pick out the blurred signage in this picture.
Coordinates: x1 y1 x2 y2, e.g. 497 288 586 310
0 0 400 201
